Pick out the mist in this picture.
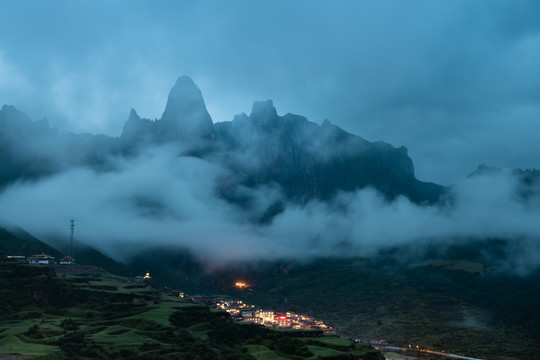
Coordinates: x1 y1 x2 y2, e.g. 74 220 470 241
1 141 539 273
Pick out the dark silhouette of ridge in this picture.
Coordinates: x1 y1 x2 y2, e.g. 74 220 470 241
1 76 446 208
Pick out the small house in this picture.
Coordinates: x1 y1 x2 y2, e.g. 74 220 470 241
59 256 75 265
29 253 55 265
7 256 28 263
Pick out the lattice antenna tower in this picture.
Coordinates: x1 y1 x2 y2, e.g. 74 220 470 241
70 219 75 267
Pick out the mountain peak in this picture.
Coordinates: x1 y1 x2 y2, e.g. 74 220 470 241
468 164 502 177
172 75 198 94
128 108 141 122
162 76 206 121
159 76 215 141
250 100 278 123
0 105 32 125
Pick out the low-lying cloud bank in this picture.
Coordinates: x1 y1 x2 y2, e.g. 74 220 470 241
1 146 539 272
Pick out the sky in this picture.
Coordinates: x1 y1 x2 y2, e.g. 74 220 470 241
1 0 540 185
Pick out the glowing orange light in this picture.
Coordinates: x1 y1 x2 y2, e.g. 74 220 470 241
235 282 247 288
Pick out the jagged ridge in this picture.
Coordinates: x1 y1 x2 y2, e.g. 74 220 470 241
1 76 445 207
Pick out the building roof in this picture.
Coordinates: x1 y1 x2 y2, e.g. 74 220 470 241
30 253 55 259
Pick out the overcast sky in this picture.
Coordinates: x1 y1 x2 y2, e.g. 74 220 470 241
1 0 540 184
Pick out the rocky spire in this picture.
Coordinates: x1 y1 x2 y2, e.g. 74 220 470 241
120 108 149 141
159 76 216 141
249 100 278 124
128 108 141 122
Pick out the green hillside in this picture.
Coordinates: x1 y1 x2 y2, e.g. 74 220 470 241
0 225 130 276
0 226 63 258
0 262 382 359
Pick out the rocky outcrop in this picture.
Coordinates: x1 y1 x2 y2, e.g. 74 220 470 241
120 76 216 151
2 76 445 206
214 100 444 204
159 76 216 142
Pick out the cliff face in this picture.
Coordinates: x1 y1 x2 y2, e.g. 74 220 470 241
214 99 442 204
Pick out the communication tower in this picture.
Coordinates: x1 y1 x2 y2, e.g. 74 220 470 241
70 219 75 273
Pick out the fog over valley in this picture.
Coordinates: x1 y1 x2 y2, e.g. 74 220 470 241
1 77 540 274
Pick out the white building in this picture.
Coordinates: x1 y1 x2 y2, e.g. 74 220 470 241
29 254 55 265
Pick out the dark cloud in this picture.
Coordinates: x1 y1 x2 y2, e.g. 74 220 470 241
1 1 540 182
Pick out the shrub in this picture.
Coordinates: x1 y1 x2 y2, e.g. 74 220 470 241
24 324 43 339
60 318 79 331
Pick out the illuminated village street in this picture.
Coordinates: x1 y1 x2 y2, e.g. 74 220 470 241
189 293 337 333
186 281 337 332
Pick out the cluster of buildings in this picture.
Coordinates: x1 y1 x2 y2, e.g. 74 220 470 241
7 253 75 265
5 253 102 274
189 296 336 333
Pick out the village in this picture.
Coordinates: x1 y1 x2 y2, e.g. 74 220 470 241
4 253 105 274
6 253 74 265
189 295 337 333
185 283 338 333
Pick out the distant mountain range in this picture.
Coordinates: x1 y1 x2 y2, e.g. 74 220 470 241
0 104 117 188
1 76 447 212
468 163 540 200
